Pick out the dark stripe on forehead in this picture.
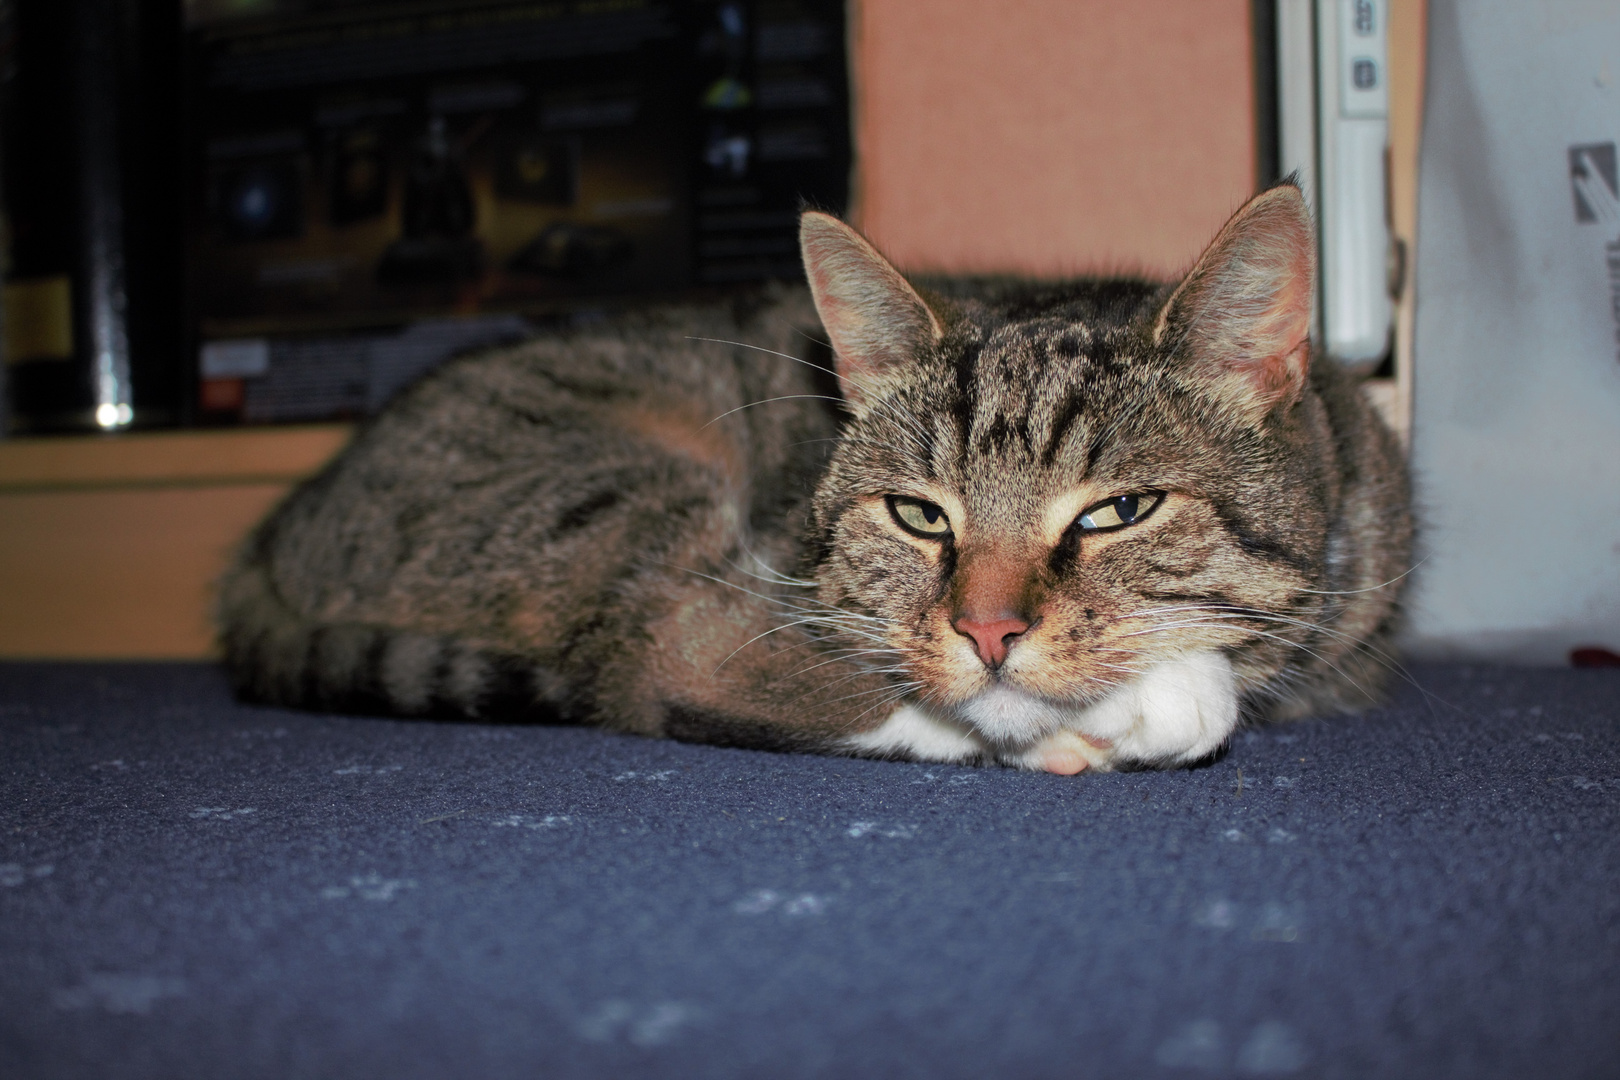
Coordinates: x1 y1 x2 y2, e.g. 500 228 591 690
917 413 938 478
1085 428 1111 474
950 340 980 443
976 413 1004 457
975 411 1032 457
1014 412 1031 452
1042 388 1086 467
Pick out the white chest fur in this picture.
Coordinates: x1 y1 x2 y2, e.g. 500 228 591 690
845 650 1240 773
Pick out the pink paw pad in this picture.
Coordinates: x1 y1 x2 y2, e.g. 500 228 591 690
1041 748 1089 775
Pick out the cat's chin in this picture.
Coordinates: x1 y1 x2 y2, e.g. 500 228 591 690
845 651 1242 774
840 688 1095 769
953 684 1091 745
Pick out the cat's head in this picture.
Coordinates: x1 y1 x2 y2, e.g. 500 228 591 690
800 186 1326 746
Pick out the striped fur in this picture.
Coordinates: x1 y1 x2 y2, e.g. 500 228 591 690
219 185 1412 770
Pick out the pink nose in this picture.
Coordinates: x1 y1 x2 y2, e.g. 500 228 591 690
952 615 1031 669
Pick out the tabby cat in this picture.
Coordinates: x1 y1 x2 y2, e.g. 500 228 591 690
219 184 1412 773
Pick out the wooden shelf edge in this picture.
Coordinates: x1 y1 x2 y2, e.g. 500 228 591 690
0 424 353 492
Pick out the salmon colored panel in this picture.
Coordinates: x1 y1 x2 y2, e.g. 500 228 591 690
852 0 1256 278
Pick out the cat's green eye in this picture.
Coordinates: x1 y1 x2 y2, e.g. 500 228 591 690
1077 491 1165 532
887 495 952 538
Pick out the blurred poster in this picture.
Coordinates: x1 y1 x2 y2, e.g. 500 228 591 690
184 0 849 422
1406 0 1620 663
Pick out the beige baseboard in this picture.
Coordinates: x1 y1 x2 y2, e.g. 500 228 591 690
0 426 349 659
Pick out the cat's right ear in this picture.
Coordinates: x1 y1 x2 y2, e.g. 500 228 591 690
1153 184 1316 423
800 211 942 407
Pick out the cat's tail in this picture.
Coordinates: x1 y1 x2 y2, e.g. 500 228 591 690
216 537 558 723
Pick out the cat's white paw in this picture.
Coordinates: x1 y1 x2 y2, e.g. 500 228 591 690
1071 650 1239 767
847 651 1237 771
844 703 989 763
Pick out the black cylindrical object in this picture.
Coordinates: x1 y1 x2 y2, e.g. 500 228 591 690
1 0 181 433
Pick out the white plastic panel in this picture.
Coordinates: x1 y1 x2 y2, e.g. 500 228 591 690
1316 0 1392 365
1275 0 1318 206
1405 0 1620 663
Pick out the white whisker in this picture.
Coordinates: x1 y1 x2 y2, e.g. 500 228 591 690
1296 557 1428 596
1122 614 1380 702
685 335 878 400
701 394 845 430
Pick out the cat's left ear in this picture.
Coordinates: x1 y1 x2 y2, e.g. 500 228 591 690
1154 184 1315 421
800 211 942 407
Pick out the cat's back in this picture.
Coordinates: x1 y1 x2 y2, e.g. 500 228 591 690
220 285 838 703
342 284 828 485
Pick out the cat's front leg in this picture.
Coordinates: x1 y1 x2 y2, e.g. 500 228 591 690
1009 650 1240 773
843 703 990 764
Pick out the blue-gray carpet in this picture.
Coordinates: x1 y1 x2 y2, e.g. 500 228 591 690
1 662 1617 1079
